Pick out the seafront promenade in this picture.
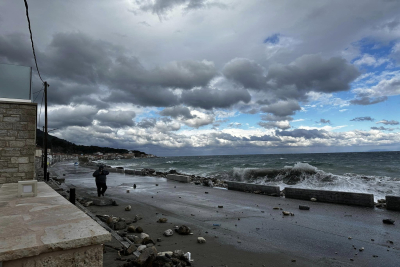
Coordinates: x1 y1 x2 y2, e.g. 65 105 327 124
52 161 400 267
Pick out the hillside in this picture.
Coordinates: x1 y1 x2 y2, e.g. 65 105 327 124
36 129 145 155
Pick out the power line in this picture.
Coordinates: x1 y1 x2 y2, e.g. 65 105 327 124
32 88 43 94
32 90 42 102
23 0 44 83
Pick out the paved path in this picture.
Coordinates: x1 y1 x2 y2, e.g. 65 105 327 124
52 162 400 267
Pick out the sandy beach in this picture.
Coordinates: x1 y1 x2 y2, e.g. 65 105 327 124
50 161 400 267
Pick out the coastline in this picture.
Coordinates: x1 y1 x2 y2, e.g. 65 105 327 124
51 161 400 267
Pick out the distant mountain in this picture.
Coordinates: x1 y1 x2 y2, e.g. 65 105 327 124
36 129 142 155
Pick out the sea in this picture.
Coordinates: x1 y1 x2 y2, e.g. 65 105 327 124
98 151 400 200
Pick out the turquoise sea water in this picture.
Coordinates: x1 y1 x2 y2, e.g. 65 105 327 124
99 151 400 199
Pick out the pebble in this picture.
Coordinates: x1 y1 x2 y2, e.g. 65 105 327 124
348 237 352 239
359 247 364 252
310 198 317 202
282 211 291 216
197 237 206 244
163 229 173 237
126 190 130 193
218 205 223 208
299 205 310 210
383 219 395 225
125 205 131 211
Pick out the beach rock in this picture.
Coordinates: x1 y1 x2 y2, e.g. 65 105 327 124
157 238 162 242
112 200 118 206
126 244 137 255
126 235 136 242
158 251 173 257
282 211 291 216
133 184 136 189
383 219 395 224
136 247 158 266
173 250 185 258
114 221 127 230
273 207 280 210
218 205 223 208
310 198 317 202
158 218 168 223
83 201 93 207
127 225 136 233
153 255 172 265
197 237 206 243
136 226 144 233
140 233 149 239
137 245 147 252
176 225 191 235
142 237 155 245
169 170 177 174
299 205 310 210
125 205 132 211
92 198 113 206
378 199 386 203
164 229 174 237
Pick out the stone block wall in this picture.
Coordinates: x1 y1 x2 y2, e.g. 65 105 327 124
226 181 280 196
284 187 374 207
0 101 37 184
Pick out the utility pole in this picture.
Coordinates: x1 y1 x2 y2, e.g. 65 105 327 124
41 126 44 168
44 81 48 182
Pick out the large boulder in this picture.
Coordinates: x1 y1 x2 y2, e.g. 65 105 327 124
176 225 191 235
136 246 158 266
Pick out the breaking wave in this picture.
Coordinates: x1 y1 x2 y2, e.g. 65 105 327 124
228 162 400 200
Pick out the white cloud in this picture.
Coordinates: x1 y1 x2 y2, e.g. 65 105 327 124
353 53 389 67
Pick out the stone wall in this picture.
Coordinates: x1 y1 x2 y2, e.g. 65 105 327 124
0 101 37 184
284 187 375 207
226 181 280 196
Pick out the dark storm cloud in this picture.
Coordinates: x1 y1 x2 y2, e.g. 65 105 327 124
160 106 195 119
151 60 217 89
377 119 399 125
137 118 157 128
105 88 179 107
244 135 280 142
260 100 301 117
181 87 251 109
0 32 217 107
351 116 375 121
95 110 136 128
211 133 280 142
261 114 293 122
276 129 327 139
223 55 359 99
350 96 388 105
265 54 360 94
222 58 266 90
135 0 227 16
317 119 331 124
371 126 395 131
44 32 118 85
258 121 291 130
0 33 37 67
48 106 98 128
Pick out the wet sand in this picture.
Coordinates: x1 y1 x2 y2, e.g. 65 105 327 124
51 161 400 267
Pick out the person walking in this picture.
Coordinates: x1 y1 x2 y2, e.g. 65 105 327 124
93 165 109 197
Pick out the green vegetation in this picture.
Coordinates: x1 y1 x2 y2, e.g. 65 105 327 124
36 129 145 155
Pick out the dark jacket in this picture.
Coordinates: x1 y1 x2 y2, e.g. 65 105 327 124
93 169 109 183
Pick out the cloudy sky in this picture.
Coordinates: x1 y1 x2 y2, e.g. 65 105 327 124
1 0 400 156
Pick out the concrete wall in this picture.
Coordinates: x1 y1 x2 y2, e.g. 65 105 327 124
3 244 103 267
285 187 374 208
226 181 280 196
0 101 37 184
386 196 400 211
166 174 190 183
